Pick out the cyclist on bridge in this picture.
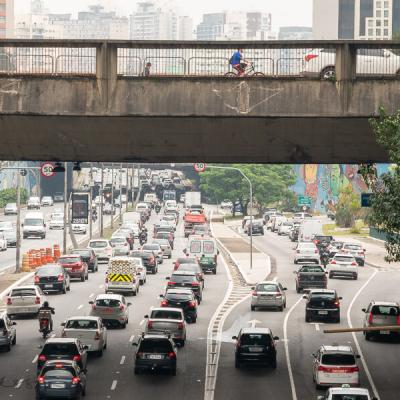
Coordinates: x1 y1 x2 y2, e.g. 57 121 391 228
229 48 249 76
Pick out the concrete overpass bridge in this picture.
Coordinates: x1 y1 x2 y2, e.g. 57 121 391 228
0 39 399 163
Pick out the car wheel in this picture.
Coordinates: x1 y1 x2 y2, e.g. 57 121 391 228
81 384 86 397
168 254 172 259
85 272 89 280
329 273 333 279
134 368 139 375
334 316 340 323
213 269 217 275
315 383 324 390
279 305 284 312
97 347 103 357
294 259 297 264
104 341 107 350
6 342 11 352
359 261 365 267
192 316 197 323
180 340 185 347
365 332 372 341
354 274 358 280
305 312 311 323
81 274 85 282
296 286 300 293
235 357 241 369
251 305 255 311
121 321 127 329
67 283 71 291
12 334 16 345
320 66 335 80
133 289 137 296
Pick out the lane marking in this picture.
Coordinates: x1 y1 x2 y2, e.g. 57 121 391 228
110 380 118 390
89 293 94 298
120 356 125 365
15 379 23 389
273 276 278 282
129 335 135 343
311 323 320 331
283 296 303 400
99 284 104 289
139 319 145 326
347 269 380 399
50 333 56 338
32 355 38 364
77 304 83 310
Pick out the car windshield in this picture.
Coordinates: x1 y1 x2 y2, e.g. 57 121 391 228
371 305 399 316
344 244 362 251
300 243 316 249
42 343 78 356
178 264 200 273
241 334 271 346
59 257 80 264
151 310 182 319
256 284 278 292
65 319 98 329
89 241 108 248
74 250 91 257
24 219 42 226
131 252 150 259
310 293 336 301
153 240 169 246
139 340 172 353
6 203 16 207
334 256 354 262
43 370 74 379
143 245 159 251
11 288 36 297
165 293 193 301
332 395 368 400
110 238 126 244
37 266 62 276
300 266 324 273
95 298 121 307
177 258 197 264
321 353 355 365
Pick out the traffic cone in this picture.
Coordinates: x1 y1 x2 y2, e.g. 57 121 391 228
35 251 42 267
46 248 53 263
22 254 30 272
40 248 46 265
53 244 60 262
28 251 35 269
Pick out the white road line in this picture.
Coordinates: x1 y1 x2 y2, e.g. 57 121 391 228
15 379 23 389
139 319 145 326
110 380 118 390
32 355 38 364
99 284 104 289
273 276 278 282
283 296 303 400
77 304 83 310
347 269 380 399
50 333 56 338
129 335 135 343
89 293 94 298
312 323 320 331
120 356 125 365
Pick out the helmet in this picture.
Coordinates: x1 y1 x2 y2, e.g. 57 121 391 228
43 301 49 308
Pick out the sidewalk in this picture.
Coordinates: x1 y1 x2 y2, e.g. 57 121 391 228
211 219 271 285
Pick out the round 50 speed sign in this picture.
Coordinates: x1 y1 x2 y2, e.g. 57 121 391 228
40 162 55 178
193 163 207 173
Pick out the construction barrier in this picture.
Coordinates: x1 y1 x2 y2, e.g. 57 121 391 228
53 244 61 262
46 248 53 263
28 251 35 269
35 250 41 267
22 253 30 272
40 248 46 265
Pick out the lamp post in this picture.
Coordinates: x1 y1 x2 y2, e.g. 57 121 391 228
206 165 253 270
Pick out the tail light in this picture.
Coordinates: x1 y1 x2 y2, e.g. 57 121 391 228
369 313 373 324
72 355 81 362
351 262 358 266
168 281 176 286
94 331 101 340
188 300 196 308
331 260 337 264
334 300 340 307
35 297 41 305
191 282 200 287
147 320 153 329
178 322 184 330
91 304 96 310
6 297 12 305
136 352 144 359
57 274 64 282
305 54 318 62
161 300 168 307
37 376 45 384
397 314 400 325
119 304 125 311
168 351 176 360
71 377 80 385
34 275 40 283
38 355 46 362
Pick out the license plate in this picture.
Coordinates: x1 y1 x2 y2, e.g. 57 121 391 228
318 311 328 315
148 354 162 359
248 347 263 353
51 383 65 389
20 308 29 312
103 308 113 313
380 330 390 335
45 284 53 288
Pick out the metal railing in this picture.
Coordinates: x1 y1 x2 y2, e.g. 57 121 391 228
0 40 400 79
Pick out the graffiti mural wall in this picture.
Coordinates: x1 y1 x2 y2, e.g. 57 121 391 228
0 162 40 194
292 164 390 212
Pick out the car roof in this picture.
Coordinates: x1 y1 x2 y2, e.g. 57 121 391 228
95 293 123 300
141 333 173 340
240 327 272 335
150 307 183 313
334 253 354 257
309 289 336 294
60 254 81 258
172 271 196 276
370 300 400 306
11 285 38 290
65 316 100 321
343 243 362 247
257 281 279 285
320 345 354 354
44 338 78 344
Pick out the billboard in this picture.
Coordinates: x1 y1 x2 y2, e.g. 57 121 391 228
71 193 89 224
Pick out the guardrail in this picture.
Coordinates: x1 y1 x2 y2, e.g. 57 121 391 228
1 40 400 80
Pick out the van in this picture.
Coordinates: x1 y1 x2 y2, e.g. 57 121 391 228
105 257 140 296
298 219 323 242
23 212 46 239
186 237 219 274
144 193 157 204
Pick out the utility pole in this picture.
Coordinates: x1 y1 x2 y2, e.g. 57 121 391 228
89 163 93 240
15 166 21 273
125 165 129 213
111 163 114 229
63 162 68 255
119 163 123 223
99 163 104 237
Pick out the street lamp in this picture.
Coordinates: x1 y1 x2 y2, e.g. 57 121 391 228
206 165 253 270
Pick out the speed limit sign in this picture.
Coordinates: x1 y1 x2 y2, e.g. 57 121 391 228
40 162 55 178
193 163 207 173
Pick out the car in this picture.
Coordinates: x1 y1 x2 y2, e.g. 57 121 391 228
191 224 210 236
87 239 113 263
36 360 87 400
133 333 178 375
54 192 64 202
251 281 287 311
175 263 205 288
154 231 174 248
312 345 360 389
49 213 64 230
37 338 88 373
27 196 41 210
232 327 279 369
71 223 87 235
144 307 186 346
313 235 334 250
294 264 327 293
0 311 16 351
362 301 400 341
130 250 158 274
161 214 177 227
2 227 16 247
277 221 293 236
35 264 71 294
220 199 233 209
328 241 344 258
248 219 265 236
89 294 131 328
173 257 198 271
72 249 98 272
304 289 342 323
342 243 366 266
318 385 377 400
0 232 7 251
152 238 172 258
166 271 203 303
61 316 107 356
160 289 198 323
294 242 320 264
327 253 358 280
58 255 89 282
6 285 47 318
110 236 130 255
289 225 300 242
142 243 163 264
130 257 147 284
41 196 54 206
122 223 140 238
4 202 17 215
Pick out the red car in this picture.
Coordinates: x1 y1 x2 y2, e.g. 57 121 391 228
58 255 88 282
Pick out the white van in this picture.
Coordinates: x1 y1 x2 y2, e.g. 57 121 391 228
144 193 158 204
186 236 219 274
298 219 323 242
106 257 140 296
23 212 46 239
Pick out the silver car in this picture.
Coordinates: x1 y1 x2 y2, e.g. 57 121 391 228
152 239 172 258
6 285 47 318
251 281 287 311
142 243 163 264
89 294 131 328
0 311 16 351
130 257 147 284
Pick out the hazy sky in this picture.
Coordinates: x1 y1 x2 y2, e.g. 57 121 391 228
15 0 312 29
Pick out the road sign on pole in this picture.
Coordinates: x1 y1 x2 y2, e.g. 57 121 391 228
193 163 206 173
40 162 55 178
298 195 312 207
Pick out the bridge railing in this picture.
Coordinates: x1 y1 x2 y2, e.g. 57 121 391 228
1 40 400 80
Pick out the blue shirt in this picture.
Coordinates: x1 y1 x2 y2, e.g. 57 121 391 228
230 51 242 65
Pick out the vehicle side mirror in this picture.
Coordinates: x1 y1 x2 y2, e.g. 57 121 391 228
144 315 148 318
273 336 279 341
338 297 343 300
311 353 316 358
159 294 164 298
183 249 187 254
251 286 255 290
232 336 238 340
37 345 43 349
132 342 138 346
166 277 170 280
302 295 308 299
282 288 287 291
61 322 65 326
363 249 366 252
88 301 94 305
12 322 16 326
21 223 24 227
127 303 132 307
83 345 89 350
362 308 366 313
356 354 361 358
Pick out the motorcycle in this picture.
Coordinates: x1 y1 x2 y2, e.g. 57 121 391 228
320 250 330 268
38 310 52 339
155 205 161 214
139 232 147 246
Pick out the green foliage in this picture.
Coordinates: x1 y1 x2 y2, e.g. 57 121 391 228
0 188 28 208
199 164 296 215
335 185 361 228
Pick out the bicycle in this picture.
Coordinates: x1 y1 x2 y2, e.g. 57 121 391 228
225 62 265 77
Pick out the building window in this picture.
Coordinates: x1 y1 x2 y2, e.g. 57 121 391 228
376 28 381 35
368 20 373 27
384 28 389 35
368 28 374 35
384 19 389 26
376 19 382 26
376 1 382 8
0 4 5 12
376 10 381 17
384 1 389 8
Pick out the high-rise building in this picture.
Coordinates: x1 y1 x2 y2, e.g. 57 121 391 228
313 0 400 39
279 26 313 40
130 1 177 40
196 13 226 40
0 0 14 38
178 16 193 40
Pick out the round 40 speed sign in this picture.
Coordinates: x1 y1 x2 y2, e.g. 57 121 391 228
40 162 55 178
193 163 207 173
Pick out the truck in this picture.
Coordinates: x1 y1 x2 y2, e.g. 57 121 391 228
184 192 201 209
294 265 327 293
105 257 140 296
23 212 46 239
298 219 322 242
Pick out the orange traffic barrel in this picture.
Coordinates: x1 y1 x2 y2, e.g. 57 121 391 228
53 244 60 261
35 250 42 267
28 251 35 269
22 253 30 272
40 248 46 265
46 248 53 263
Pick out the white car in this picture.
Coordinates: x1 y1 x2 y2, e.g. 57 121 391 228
278 221 293 236
41 196 53 206
4 203 17 215
71 224 87 234
130 257 147 285
49 217 64 230
302 48 400 79
220 199 233 209
6 285 47 318
152 239 172 258
88 239 113 263
294 242 320 264
61 316 107 356
318 385 377 400
312 345 360 389
327 253 358 280
27 196 41 210
110 236 130 255
342 242 366 266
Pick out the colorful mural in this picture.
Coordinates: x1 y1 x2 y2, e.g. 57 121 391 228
292 164 390 212
0 162 39 194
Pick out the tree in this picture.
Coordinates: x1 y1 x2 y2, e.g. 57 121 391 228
335 185 361 228
359 108 400 261
0 188 28 208
199 164 296 215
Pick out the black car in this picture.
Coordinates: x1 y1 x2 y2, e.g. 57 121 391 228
34 264 71 294
232 328 279 369
161 289 198 323
248 221 264 236
72 248 98 272
130 251 158 274
37 338 88 373
36 360 87 399
313 235 334 250
133 334 177 375
304 289 341 323
166 272 203 303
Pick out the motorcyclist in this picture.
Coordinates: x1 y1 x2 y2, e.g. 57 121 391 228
39 301 55 331
139 227 148 245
